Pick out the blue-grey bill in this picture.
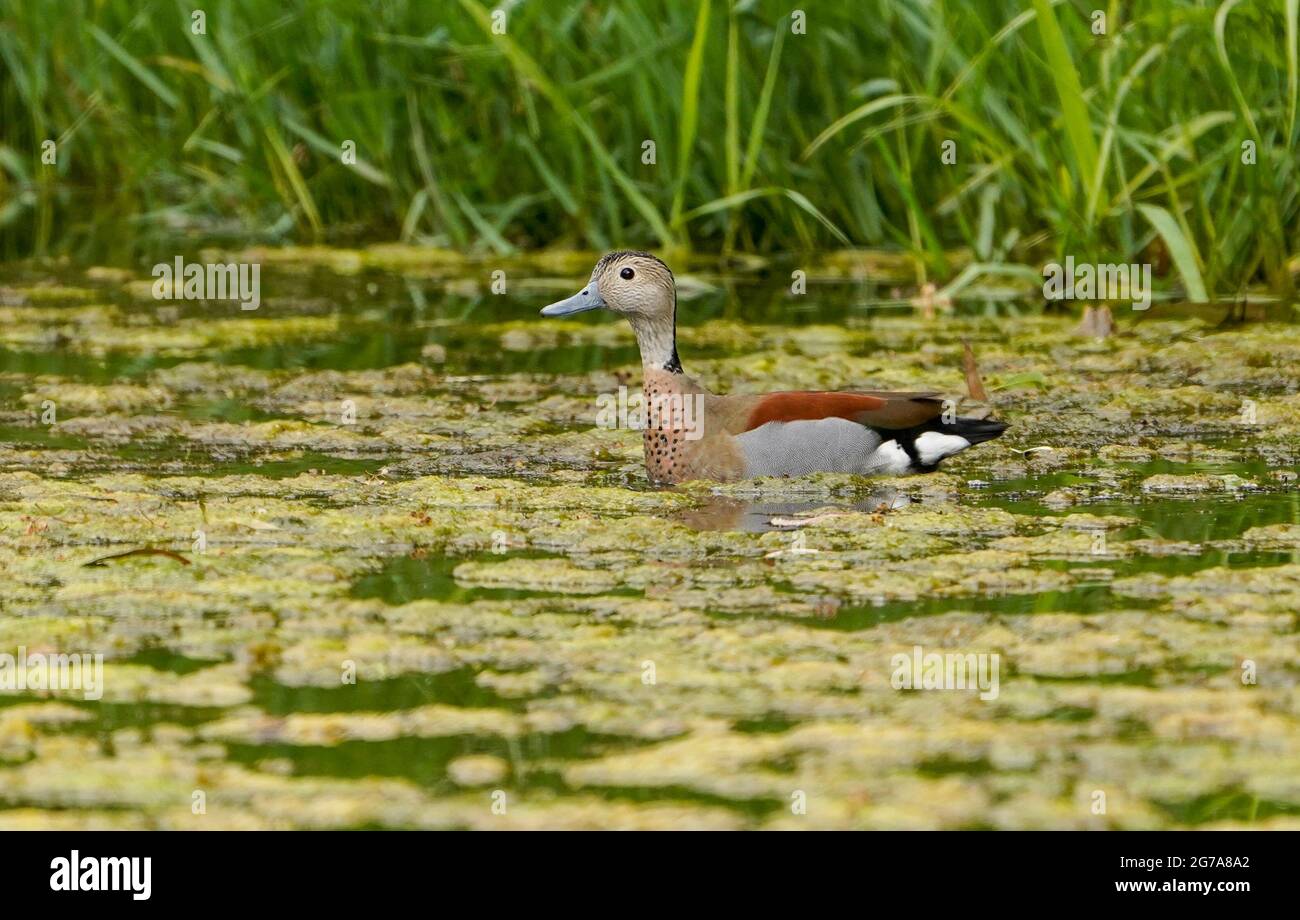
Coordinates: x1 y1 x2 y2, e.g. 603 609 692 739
540 282 605 316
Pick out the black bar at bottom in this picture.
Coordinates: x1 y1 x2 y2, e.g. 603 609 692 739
2 829 1286 906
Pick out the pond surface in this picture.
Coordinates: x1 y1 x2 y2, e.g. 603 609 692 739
1 248 1299 829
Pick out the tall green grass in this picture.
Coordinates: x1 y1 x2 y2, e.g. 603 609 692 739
0 0 1296 296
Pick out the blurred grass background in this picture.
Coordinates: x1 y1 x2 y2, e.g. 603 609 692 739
0 0 1296 296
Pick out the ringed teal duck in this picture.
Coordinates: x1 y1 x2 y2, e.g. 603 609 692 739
541 251 1007 485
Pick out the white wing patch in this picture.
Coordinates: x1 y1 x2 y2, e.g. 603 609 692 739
872 440 913 474
915 431 971 465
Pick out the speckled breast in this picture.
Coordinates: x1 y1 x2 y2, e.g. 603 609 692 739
640 380 696 484
642 374 707 485
642 424 690 483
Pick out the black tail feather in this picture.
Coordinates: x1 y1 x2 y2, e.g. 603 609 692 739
888 415 1008 472
938 416 1008 446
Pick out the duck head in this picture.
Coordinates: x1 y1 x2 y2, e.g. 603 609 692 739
540 251 681 372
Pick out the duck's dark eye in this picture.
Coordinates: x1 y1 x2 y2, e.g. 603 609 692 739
620 267 635 280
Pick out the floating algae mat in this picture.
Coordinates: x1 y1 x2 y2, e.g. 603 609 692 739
1 254 1299 829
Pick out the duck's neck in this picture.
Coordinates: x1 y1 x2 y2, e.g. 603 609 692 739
630 303 682 373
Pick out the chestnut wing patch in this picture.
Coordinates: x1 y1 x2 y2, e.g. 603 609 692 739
743 391 944 432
